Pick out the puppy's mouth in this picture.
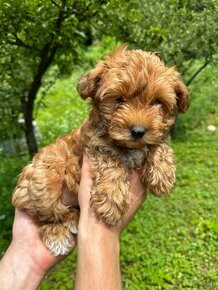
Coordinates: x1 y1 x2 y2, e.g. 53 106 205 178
115 140 146 149
109 127 164 149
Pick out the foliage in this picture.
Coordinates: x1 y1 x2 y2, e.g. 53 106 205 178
1 0 217 154
1 49 217 288
0 0 109 155
36 37 118 146
97 0 218 83
0 155 28 251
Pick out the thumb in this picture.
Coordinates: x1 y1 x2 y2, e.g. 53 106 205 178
78 153 93 209
61 183 78 206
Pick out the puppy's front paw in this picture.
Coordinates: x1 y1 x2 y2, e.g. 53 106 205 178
91 189 130 226
143 144 176 196
147 169 175 196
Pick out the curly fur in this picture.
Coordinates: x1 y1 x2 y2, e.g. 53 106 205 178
12 46 189 255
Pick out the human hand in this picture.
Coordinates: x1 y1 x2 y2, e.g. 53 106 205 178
74 153 146 290
78 153 146 237
0 209 76 290
12 209 76 275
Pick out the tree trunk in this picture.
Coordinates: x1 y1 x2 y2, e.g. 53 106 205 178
21 5 66 157
22 43 58 157
186 60 211 86
21 98 38 158
24 115 38 158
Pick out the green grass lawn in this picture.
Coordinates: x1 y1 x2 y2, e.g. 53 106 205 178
0 47 217 289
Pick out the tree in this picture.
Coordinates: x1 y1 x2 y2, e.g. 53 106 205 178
98 0 218 84
0 0 108 157
1 0 217 156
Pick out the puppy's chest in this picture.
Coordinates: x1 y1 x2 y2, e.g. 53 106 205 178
94 144 148 169
88 136 148 169
121 147 148 169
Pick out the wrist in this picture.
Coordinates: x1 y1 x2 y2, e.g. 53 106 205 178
76 216 121 290
78 219 120 266
10 241 46 277
0 242 45 290
78 212 120 243
79 227 120 248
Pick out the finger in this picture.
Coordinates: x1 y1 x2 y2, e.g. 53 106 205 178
120 172 146 231
61 153 92 207
130 170 146 199
81 152 91 175
61 183 78 206
120 194 146 232
80 153 92 185
78 153 93 209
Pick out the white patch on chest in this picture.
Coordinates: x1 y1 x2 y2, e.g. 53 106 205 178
121 146 148 168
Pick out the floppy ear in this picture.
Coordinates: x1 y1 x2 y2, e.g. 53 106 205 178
77 69 102 100
171 68 189 113
175 79 189 113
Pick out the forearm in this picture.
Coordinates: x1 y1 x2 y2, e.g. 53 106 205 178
74 154 145 290
0 242 45 290
75 227 122 290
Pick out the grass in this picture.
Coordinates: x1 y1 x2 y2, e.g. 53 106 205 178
0 43 217 289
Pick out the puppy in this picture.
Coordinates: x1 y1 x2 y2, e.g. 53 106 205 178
12 46 189 255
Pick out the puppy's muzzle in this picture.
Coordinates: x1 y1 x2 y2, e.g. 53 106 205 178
131 126 146 139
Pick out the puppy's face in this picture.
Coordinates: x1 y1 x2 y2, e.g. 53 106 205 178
77 47 189 149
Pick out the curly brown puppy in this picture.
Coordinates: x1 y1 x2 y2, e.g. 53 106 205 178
12 46 189 255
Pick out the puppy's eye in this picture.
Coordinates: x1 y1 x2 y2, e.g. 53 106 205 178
116 96 125 103
151 99 162 106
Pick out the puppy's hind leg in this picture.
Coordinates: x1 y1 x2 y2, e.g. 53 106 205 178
40 209 79 256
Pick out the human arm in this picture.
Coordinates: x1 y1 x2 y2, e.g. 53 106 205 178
0 208 76 290
75 154 146 290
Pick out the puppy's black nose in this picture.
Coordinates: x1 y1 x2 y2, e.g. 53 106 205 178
131 126 146 139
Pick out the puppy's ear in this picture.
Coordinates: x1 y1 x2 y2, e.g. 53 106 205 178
172 69 189 113
175 80 189 113
77 69 102 100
